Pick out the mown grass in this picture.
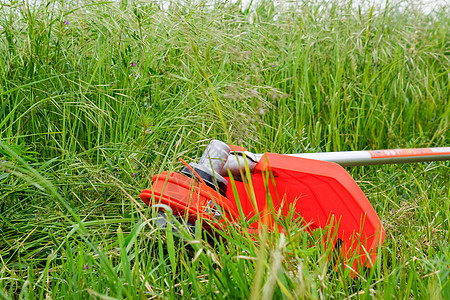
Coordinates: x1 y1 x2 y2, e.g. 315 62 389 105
0 0 449 298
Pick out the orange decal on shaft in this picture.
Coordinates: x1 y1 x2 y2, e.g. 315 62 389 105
369 148 450 159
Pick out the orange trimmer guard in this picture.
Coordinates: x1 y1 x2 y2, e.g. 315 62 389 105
140 152 385 271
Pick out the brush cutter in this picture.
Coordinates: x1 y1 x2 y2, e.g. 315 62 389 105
140 140 450 269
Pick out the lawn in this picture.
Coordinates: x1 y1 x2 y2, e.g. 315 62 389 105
0 0 449 298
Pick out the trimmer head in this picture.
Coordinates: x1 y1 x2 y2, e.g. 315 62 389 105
140 140 385 270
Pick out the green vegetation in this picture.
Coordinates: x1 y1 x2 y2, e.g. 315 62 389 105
0 0 449 298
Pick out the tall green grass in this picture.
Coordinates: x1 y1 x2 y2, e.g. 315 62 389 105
0 0 449 298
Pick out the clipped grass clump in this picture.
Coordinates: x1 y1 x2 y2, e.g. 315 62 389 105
0 0 449 298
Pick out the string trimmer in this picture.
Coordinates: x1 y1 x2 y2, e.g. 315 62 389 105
140 140 450 269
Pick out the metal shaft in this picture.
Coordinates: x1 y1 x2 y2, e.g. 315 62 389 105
252 147 450 167
222 146 450 177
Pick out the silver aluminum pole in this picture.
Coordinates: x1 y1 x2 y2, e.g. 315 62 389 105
250 147 450 167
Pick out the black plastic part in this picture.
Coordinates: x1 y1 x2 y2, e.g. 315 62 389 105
180 166 227 196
